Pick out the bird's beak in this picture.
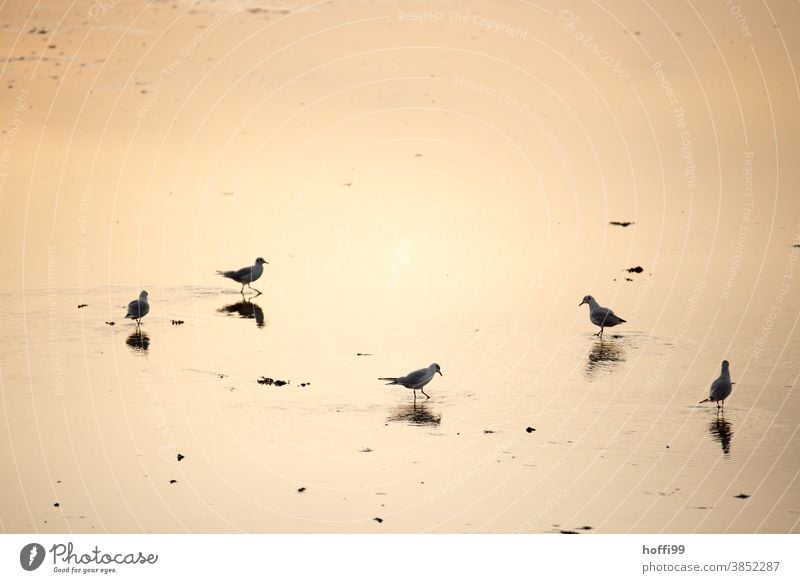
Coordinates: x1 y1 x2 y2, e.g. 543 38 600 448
578 300 585 306
438 371 443 376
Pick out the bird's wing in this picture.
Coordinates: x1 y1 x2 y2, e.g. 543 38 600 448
126 299 143 317
590 308 609 325
402 368 431 387
232 265 253 280
710 378 731 400
596 307 623 325
217 266 250 279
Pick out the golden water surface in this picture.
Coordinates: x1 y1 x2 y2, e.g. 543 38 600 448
0 0 798 533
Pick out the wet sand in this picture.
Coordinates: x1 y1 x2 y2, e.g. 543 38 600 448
1 0 798 533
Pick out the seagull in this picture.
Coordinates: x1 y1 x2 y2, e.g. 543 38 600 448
216 257 268 295
579 295 626 338
699 360 733 411
379 363 442 400
125 290 149 325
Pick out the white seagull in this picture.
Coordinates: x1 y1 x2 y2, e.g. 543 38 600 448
699 360 734 411
125 290 149 325
217 257 268 295
579 295 627 338
379 363 442 400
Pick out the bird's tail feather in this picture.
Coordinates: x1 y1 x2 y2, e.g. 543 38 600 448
619 318 627 323
378 377 398 385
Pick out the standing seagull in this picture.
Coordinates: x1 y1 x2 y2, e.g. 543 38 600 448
699 360 733 412
379 363 442 401
579 295 626 339
217 257 268 295
125 290 149 325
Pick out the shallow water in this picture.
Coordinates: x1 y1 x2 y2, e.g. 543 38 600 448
1 281 797 533
1 0 799 533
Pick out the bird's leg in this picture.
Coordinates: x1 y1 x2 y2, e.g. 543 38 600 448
240 283 246 294
421 388 430 399
413 389 417 401
599 326 604 339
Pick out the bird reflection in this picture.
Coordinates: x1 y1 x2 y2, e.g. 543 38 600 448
709 415 733 456
386 401 441 427
126 329 150 352
218 299 265 328
585 339 624 377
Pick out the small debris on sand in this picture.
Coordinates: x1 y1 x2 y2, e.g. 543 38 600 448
559 529 579 534
360 448 373 453
297 487 306 493
258 377 304 387
177 454 184 462
105 321 115 326
609 221 633 227
578 526 593 531
169 480 177 484
735 493 751 499
171 320 185 325
356 353 372 356
53 502 60 507
257 377 290 386
483 430 496 434
525 427 536 433
626 266 644 273
77 304 88 308
373 517 383 523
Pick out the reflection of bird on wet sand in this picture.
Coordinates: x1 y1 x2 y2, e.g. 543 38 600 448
126 329 150 352
585 340 624 377
709 416 733 455
386 401 441 426
218 299 265 328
